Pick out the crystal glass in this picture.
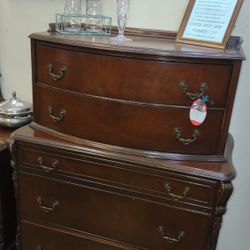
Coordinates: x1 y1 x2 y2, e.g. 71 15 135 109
112 0 132 42
86 0 103 32
64 0 82 32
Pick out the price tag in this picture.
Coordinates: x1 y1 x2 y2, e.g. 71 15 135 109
189 99 207 126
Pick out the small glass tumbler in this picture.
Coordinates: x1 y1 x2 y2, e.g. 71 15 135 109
86 0 103 33
64 0 82 32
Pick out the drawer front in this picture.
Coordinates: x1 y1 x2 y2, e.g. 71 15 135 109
20 145 216 207
35 44 232 107
21 221 141 250
20 174 211 250
33 84 224 155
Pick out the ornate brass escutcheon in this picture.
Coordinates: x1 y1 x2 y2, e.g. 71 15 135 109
179 81 208 100
36 196 59 213
174 127 200 146
48 105 66 123
158 226 185 244
164 182 191 201
47 64 67 81
37 156 58 173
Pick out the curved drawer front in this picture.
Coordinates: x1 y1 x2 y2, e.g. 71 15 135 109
35 44 232 107
20 174 211 250
33 85 224 155
21 221 141 250
20 145 216 207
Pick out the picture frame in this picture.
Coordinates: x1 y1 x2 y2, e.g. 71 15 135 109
176 0 244 49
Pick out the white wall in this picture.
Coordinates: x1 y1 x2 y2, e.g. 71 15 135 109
0 1 249 249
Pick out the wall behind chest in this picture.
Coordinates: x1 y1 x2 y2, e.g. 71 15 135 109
0 1 250 250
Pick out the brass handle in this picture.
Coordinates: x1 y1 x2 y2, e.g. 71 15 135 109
37 156 58 173
158 226 185 244
48 106 66 123
164 182 191 201
37 196 59 213
174 127 200 146
179 81 208 100
47 64 67 81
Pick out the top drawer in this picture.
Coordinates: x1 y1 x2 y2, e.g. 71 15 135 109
35 44 232 107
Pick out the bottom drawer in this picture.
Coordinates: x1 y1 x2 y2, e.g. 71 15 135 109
20 173 212 250
21 221 141 250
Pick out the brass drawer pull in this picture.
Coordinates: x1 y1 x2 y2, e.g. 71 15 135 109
174 127 200 146
48 106 66 123
37 156 58 173
158 226 185 244
179 81 208 100
37 196 59 213
47 63 67 81
164 182 190 201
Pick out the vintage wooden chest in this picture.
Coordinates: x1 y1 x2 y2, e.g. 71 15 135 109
12 30 244 250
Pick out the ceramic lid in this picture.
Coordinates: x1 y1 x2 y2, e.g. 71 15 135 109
0 91 33 116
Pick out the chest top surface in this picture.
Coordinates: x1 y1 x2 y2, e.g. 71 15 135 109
29 31 244 60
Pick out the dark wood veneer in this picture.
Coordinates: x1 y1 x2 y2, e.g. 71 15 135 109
33 84 225 155
12 31 244 250
35 43 232 107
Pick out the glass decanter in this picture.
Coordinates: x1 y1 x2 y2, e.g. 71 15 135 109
111 0 132 42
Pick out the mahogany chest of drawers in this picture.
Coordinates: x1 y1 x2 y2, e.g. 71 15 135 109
12 30 244 250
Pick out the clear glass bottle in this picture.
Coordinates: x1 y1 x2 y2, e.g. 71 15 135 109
86 0 103 32
64 0 82 32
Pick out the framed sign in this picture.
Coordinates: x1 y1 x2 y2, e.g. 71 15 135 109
176 0 244 49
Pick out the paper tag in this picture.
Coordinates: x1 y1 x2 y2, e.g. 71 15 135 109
189 99 207 126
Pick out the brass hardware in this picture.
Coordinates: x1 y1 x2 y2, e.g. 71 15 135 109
164 182 191 201
48 106 66 123
37 156 58 173
174 127 200 146
179 81 208 100
47 64 67 81
158 226 185 244
36 246 43 250
36 196 59 213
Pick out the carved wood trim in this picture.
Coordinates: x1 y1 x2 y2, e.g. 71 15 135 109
210 182 233 250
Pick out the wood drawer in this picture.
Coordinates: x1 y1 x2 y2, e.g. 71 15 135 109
20 144 216 208
35 44 232 107
20 173 211 250
33 84 224 155
21 221 142 250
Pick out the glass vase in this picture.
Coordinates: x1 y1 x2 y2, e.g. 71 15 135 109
111 0 132 42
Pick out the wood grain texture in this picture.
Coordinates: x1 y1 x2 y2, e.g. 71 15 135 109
29 32 245 60
33 84 225 155
35 43 232 107
13 30 244 250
